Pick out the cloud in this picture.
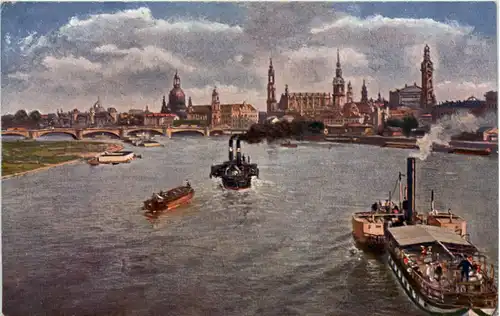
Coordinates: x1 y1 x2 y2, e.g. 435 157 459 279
1 4 497 114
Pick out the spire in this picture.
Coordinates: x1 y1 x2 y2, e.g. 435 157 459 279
188 96 192 107
212 86 219 104
268 58 274 77
423 44 430 60
161 95 168 113
173 70 181 88
361 79 368 103
335 48 342 78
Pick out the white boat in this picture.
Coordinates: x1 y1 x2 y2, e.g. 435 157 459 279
97 151 135 164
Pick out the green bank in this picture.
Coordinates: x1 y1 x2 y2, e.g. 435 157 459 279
2 140 109 176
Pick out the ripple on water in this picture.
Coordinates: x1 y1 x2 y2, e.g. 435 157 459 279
2 137 497 316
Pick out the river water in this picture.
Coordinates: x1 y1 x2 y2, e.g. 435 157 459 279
2 136 498 316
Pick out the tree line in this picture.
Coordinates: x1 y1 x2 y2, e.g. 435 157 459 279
2 110 44 129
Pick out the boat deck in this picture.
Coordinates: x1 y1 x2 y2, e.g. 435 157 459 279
388 225 497 308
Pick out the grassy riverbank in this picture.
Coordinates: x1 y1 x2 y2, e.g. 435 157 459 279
2 140 116 177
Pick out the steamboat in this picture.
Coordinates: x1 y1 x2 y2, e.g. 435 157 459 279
209 135 259 190
351 158 467 252
386 224 497 315
143 182 194 214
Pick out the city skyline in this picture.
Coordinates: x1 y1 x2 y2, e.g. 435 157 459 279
1 2 498 114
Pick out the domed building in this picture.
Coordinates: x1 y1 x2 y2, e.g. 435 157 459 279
164 71 187 119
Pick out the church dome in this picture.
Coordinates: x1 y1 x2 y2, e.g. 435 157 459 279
169 87 186 104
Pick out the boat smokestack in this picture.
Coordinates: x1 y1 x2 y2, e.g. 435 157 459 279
228 137 234 161
431 190 435 212
406 157 416 224
236 137 242 164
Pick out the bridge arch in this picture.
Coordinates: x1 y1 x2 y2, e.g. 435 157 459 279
210 129 224 136
126 128 165 137
37 131 79 140
2 131 29 139
170 129 205 136
82 131 122 139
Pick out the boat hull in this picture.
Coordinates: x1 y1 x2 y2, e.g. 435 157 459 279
221 176 252 190
449 148 492 156
144 191 194 213
352 231 386 252
388 253 497 316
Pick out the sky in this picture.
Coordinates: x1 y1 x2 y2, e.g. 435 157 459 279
1 2 498 114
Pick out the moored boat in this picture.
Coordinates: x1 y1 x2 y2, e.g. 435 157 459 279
386 224 497 315
281 140 298 148
97 151 135 164
382 142 419 149
139 140 163 147
449 148 492 156
143 182 194 213
87 157 100 166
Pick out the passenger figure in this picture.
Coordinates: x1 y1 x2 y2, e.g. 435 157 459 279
393 205 399 214
421 245 428 257
185 180 191 188
434 263 443 282
458 256 473 282
247 156 251 163
242 154 246 163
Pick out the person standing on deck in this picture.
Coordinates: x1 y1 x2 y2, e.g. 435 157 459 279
458 256 473 282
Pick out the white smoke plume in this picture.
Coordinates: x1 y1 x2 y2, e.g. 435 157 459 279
412 110 498 160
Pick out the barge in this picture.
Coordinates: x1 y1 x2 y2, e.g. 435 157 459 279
448 148 492 156
382 142 420 149
143 182 194 214
97 151 135 164
386 224 497 315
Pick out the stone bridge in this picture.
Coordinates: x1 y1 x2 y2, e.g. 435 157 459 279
2 126 248 140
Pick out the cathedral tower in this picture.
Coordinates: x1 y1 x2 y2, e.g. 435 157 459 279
211 86 221 127
332 49 346 108
420 44 436 110
361 79 368 103
267 58 277 113
346 81 353 103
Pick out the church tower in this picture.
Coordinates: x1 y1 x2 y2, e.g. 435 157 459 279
361 79 368 103
332 49 346 108
211 86 221 127
346 81 353 103
267 58 277 113
420 44 436 110
160 95 169 113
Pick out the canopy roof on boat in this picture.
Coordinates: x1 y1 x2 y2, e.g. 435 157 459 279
388 225 471 247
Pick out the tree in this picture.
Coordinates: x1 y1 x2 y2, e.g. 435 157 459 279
14 109 29 123
1 114 14 129
401 115 419 137
29 110 42 123
386 118 403 128
307 121 325 134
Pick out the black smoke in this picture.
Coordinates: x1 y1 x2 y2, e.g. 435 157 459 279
239 120 325 144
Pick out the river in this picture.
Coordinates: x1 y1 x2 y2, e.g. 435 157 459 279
2 136 498 316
